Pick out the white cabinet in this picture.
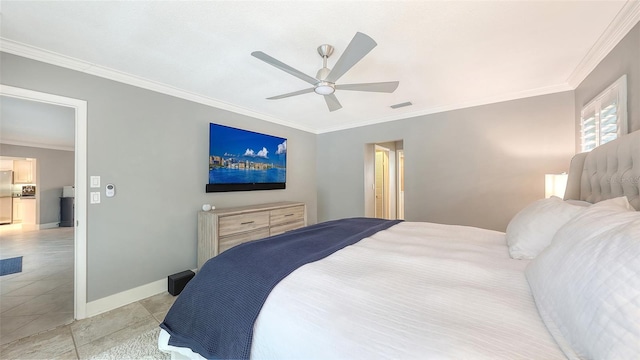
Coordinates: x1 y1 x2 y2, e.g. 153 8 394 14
21 198 36 225
14 160 34 184
12 198 22 223
0 159 14 171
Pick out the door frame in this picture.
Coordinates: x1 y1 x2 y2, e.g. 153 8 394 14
365 141 404 219
396 149 405 220
0 84 88 319
374 145 390 219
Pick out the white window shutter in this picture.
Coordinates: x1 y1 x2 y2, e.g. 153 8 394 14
580 75 627 152
581 108 597 152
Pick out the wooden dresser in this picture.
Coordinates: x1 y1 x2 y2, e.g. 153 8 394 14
197 201 306 269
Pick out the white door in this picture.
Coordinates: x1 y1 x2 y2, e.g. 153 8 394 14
375 149 389 219
397 150 405 220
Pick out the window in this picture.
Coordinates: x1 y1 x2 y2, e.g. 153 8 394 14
580 75 627 152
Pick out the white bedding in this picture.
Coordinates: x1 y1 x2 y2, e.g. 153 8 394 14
160 221 565 359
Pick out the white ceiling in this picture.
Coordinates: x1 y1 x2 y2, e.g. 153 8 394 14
0 96 75 151
0 1 638 134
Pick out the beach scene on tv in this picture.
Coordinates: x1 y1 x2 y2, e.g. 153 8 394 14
209 123 287 184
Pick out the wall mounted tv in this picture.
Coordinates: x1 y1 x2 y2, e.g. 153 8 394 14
207 123 287 192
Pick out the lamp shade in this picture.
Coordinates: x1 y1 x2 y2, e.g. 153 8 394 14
545 173 568 198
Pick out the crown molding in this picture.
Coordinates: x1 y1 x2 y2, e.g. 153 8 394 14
0 139 74 152
2 1 636 137
0 38 317 134
317 83 573 134
0 38 576 136
567 0 640 88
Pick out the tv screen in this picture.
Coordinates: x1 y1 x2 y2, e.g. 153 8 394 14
207 123 287 192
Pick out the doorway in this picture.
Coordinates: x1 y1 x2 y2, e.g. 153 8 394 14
375 146 390 219
365 140 404 220
397 150 405 220
0 85 88 323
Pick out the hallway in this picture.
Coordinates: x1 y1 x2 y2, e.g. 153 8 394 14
0 227 74 345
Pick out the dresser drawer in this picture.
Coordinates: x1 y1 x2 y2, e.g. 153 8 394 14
218 211 269 237
198 202 306 269
270 219 305 236
219 228 270 254
270 205 305 226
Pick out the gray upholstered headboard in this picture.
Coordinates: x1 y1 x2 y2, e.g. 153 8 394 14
564 129 640 210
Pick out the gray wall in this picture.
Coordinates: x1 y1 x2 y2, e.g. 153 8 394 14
0 144 74 225
1 53 317 301
575 22 640 146
8 20 629 300
317 91 575 231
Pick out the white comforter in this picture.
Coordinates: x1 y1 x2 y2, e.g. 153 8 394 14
161 221 565 359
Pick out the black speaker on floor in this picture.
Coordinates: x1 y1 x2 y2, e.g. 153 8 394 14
168 270 195 296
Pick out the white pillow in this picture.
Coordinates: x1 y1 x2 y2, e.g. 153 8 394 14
564 199 591 207
526 197 640 359
506 196 583 259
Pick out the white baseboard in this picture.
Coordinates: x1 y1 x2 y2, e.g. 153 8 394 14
1 223 68 232
21 223 37 231
0 223 23 232
84 268 197 318
86 278 167 318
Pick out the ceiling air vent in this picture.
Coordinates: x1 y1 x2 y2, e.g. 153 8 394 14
390 102 412 109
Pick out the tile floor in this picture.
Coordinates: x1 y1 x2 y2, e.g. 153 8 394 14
0 227 180 359
0 292 176 359
1 226 178 359
1 227 75 346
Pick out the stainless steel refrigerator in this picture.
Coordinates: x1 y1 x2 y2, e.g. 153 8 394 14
0 170 13 224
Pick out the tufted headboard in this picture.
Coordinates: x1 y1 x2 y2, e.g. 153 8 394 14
564 129 640 210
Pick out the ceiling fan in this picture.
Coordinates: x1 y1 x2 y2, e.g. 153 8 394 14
251 32 399 112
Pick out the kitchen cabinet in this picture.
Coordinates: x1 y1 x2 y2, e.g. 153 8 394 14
12 197 22 223
0 159 14 171
21 198 36 225
14 160 34 184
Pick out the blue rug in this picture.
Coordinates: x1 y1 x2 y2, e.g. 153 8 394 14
0 256 23 276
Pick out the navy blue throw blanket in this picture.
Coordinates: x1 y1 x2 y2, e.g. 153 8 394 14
160 217 401 359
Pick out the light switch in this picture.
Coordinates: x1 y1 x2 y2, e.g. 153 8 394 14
90 176 101 188
90 192 101 204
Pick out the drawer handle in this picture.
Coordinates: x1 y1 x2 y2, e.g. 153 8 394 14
241 221 255 225
285 214 294 217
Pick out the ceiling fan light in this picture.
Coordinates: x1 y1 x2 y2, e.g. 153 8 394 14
314 83 335 95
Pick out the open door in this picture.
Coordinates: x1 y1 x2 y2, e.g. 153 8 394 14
374 148 389 219
365 141 404 220
397 150 405 220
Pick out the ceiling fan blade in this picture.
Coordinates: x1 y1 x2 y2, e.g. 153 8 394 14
324 32 377 83
251 51 318 85
324 93 343 112
266 88 315 100
336 81 399 93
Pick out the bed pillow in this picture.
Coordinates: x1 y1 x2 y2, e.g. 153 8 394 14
506 196 583 259
564 199 592 207
525 197 639 359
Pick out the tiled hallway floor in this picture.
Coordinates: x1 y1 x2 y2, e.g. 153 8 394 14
0 292 176 359
1 227 75 346
1 226 178 359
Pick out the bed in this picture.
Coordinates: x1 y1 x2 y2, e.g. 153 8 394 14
159 129 640 360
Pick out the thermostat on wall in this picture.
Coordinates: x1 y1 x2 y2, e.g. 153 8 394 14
105 184 116 197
